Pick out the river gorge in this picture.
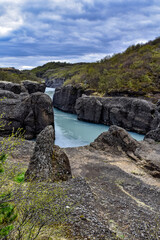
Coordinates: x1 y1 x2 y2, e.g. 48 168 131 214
0 81 159 239
46 87 144 147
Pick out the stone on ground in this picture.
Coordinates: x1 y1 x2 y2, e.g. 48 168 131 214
25 125 72 182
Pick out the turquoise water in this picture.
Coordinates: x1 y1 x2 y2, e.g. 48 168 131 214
46 88 144 147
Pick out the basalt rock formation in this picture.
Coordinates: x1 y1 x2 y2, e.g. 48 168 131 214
75 96 160 134
53 85 84 113
145 125 160 142
45 77 65 88
25 125 72 182
91 125 160 177
0 91 54 139
22 80 45 94
0 80 45 94
0 81 26 94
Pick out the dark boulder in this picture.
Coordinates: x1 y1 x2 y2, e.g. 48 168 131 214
91 125 160 177
0 81 26 94
0 80 45 94
22 80 45 94
0 91 54 139
25 125 71 182
101 97 159 134
145 125 160 142
53 85 84 113
91 125 139 154
45 77 65 88
156 99 160 112
52 145 72 181
25 92 54 137
76 95 102 123
0 89 19 99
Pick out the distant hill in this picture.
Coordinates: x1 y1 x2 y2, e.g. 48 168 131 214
30 37 160 97
30 62 87 83
0 67 41 83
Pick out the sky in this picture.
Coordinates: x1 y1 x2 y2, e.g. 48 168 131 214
0 0 160 69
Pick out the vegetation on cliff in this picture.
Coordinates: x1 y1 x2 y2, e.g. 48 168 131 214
0 68 41 83
1 37 160 95
31 37 160 96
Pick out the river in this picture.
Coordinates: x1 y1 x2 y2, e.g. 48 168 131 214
45 88 144 147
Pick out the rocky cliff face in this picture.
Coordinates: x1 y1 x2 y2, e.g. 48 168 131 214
53 85 84 113
45 77 65 88
75 96 160 134
0 89 54 139
0 80 45 94
145 125 160 142
22 80 45 93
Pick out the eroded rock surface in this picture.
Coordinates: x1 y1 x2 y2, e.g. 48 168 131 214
0 80 45 94
22 80 45 94
45 77 65 88
25 125 71 182
76 95 102 123
0 81 26 94
91 125 160 177
53 85 84 113
91 125 140 153
0 91 54 139
75 96 160 134
145 125 160 142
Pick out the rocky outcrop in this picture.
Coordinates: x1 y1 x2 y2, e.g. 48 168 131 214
145 125 160 142
0 81 26 94
25 125 71 182
91 125 160 177
0 80 45 94
0 89 19 99
76 95 102 123
75 96 160 134
91 125 140 153
22 80 45 94
0 91 54 139
53 85 84 113
45 77 65 88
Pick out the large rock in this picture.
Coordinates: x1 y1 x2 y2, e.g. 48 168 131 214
91 125 140 155
53 85 84 113
22 80 45 94
145 125 160 142
76 95 102 123
25 125 71 182
0 89 19 99
0 80 45 94
0 91 54 139
45 77 65 88
0 81 26 94
91 125 160 177
75 96 160 134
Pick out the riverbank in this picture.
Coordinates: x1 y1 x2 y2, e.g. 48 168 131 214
46 88 144 148
53 85 160 136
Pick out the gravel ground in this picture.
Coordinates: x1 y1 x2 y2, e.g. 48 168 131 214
2 139 160 239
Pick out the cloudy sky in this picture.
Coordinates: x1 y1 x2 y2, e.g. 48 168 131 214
0 0 160 69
